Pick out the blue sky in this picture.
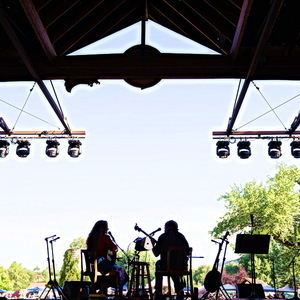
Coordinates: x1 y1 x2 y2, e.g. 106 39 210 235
0 21 299 272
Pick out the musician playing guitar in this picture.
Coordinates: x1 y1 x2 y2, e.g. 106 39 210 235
151 220 189 298
86 220 129 291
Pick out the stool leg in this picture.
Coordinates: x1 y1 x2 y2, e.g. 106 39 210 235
127 264 136 297
146 264 153 300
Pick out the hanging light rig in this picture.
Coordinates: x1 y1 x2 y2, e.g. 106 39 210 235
0 77 85 158
0 117 85 158
213 131 300 159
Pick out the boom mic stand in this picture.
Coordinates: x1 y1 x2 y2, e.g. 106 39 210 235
39 235 69 300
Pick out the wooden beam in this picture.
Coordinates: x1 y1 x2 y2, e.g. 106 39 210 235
226 0 285 135
0 5 71 134
19 0 57 61
230 0 253 60
0 130 85 137
213 130 300 137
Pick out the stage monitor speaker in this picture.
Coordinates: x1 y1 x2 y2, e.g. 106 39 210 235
236 284 265 299
235 234 270 254
63 281 92 300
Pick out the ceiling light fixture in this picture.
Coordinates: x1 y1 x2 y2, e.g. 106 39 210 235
237 141 251 159
16 140 31 158
216 140 230 158
68 140 82 158
290 140 300 158
46 140 60 158
268 140 282 159
0 140 10 158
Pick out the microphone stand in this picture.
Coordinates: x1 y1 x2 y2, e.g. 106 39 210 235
39 236 55 300
39 236 69 300
109 231 131 265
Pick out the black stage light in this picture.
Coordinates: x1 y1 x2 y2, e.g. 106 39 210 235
268 140 282 159
46 140 60 157
237 141 251 159
291 140 300 158
0 140 10 158
16 140 31 157
216 140 230 158
68 140 82 158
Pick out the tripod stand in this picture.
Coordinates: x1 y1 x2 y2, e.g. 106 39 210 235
39 235 69 300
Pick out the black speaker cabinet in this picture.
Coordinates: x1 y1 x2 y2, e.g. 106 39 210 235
63 281 92 300
236 284 265 299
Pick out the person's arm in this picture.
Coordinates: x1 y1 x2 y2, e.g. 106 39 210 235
105 235 118 252
152 235 162 257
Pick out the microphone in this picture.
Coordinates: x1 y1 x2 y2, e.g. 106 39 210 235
45 234 56 240
108 231 116 242
149 228 161 236
134 224 140 231
211 239 219 244
50 237 60 242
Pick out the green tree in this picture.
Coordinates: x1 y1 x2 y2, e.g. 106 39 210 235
210 164 300 286
7 262 35 290
0 266 12 291
59 249 80 286
59 237 87 286
70 237 86 249
193 265 211 286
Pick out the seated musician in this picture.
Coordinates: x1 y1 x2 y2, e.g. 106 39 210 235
87 220 128 291
152 220 189 297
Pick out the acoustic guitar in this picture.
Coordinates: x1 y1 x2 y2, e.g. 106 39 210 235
107 249 116 265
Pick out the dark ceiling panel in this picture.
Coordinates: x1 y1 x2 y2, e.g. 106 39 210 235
0 0 299 133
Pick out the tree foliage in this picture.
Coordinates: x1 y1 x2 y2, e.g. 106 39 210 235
210 164 300 286
59 248 80 286
222 264 249 286
193 265 211 286
70 237 86 249
211 164 300 244
6 262 35 290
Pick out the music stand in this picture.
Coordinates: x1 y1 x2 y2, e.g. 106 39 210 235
235 234 270 299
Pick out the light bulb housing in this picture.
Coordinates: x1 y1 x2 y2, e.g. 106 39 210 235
291 141 300 158
237 141 251 159
16 140 31 157
46 140 60 157
68 140 82 158
0 140 10 158
268 140 282 159
216 140 230 158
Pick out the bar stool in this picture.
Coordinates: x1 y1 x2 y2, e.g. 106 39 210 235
127 261 153 299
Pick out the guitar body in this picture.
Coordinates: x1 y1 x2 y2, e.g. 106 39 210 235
204 269 222 293
107 249 116 265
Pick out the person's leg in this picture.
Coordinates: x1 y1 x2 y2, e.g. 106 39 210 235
171 275 184 293
155 260 163 296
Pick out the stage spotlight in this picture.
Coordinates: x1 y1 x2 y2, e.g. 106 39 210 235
237 141 251 159
268 140 282 159
16 140 31 157
216 140 230 158
46 140 60 157
291 140 300 158
68 140 82 158
0 140 10 157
